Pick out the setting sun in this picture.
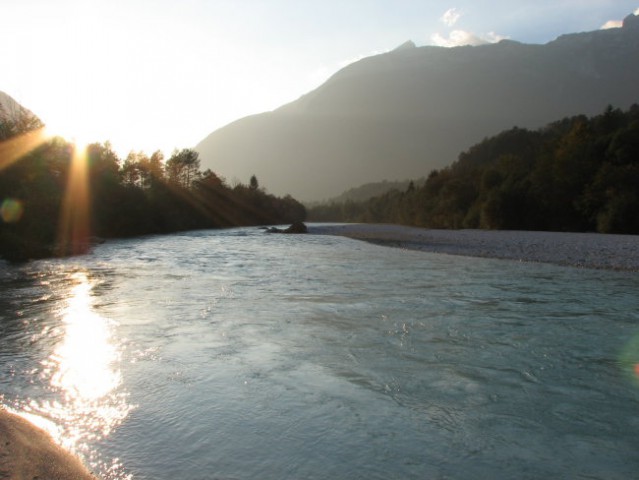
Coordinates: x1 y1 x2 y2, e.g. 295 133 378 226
45 120 93 152
3 2 639 478
4 0 638 160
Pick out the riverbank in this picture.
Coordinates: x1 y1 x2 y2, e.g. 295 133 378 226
309 224 639 271
0 409 96 480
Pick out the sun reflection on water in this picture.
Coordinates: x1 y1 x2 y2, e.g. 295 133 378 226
26 271 133 476
50 277 120 401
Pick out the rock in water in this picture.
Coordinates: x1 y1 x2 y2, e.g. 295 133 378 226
265 222 308 234
284 221 308 234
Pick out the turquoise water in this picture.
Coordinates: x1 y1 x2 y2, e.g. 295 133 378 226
1 227 638 479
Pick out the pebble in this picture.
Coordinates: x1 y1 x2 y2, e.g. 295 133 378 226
310 224 639 271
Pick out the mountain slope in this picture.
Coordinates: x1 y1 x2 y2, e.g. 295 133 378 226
0 91 35 122
196 14 639 201
0 91 43 139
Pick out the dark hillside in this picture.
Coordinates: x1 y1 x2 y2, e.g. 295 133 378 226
308 105 639 234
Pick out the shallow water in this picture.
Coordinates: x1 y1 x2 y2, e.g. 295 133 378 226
1 227 638 479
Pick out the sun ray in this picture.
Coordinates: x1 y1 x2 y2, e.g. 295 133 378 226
0 126 49 171
57 143 91 256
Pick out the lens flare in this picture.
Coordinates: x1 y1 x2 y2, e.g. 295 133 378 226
0 127 48 171
1 198 24 223
57 143 91 255
619 333 639 386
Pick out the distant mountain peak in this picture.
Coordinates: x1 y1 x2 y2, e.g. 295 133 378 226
623 13 639 29
393 40 416 51
195 21 639 201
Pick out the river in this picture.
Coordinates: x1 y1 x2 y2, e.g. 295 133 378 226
1 227 638 479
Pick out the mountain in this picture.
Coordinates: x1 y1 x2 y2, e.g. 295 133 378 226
196 14 639 201
0 91 42 140
311 178 426 206
0 91 35 122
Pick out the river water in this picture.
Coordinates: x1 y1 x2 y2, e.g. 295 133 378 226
1 227 638 479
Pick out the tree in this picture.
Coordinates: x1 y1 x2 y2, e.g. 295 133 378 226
249 174 259 190
166 148 201 188
121 152 142 187
307 105 639 233
146 150 165 186
0 101 43 141
121 151 164 189
198 169 225 189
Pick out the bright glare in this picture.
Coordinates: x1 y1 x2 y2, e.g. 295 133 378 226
51 274 120 400
4 1 637 158
1 1 329 158
33 271 132 454
45 120 92 152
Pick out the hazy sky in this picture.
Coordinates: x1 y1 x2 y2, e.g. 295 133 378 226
3 0 638 156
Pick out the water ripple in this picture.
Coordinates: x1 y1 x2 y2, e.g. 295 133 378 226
1 227 638 479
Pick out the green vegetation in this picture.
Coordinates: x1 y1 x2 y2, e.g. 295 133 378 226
308 178 426 206
0 114 305 261
309 105 639 234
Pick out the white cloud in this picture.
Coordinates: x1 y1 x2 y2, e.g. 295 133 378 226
441 7 462 27
601 20 622 29
434 7 507 48
431 30 507 48
601 7 639 29
484 31 508 43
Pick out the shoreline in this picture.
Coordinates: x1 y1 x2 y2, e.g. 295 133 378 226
0 409 96 480
309 224 639 271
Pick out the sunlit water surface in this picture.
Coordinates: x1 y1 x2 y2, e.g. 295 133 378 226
1 227 638 479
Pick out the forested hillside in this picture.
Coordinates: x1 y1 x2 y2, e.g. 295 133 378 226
0 112 305 261
309 106 639 234
197 14 639 201
310 178 426 205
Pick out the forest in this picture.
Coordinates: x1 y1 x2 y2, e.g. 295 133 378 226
309 105 639 234
0 112 305 261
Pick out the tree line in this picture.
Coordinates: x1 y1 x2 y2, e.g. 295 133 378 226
309 105 639 234
0 114 305 261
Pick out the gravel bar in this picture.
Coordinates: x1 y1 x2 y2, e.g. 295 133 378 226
309 224 639 271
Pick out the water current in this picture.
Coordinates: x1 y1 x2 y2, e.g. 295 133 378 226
1 227 638 479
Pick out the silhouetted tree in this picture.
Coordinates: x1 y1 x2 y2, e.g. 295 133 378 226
166 148 201 188
0 102 43 141
1 127 307 261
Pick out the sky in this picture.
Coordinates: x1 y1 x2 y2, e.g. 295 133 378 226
3 0 638 158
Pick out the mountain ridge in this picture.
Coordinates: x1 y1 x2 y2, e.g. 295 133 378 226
196 15 639 201
0 91 34 122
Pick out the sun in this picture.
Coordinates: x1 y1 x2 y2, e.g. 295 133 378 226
44 116 93 151
40 104 150 158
